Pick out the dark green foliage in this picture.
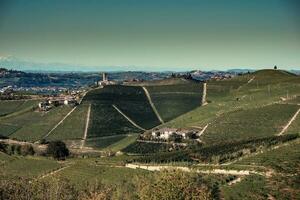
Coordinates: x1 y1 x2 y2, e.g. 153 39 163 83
146 83 203 121
137 170 213 200
85 135 127 149
84 85 161 137
0 134 8 139
0 177 79 200
134 134 298 164
122 141 172 154
46 141 69 160
190 134 298 163
88 104 142 137
133 150 193 163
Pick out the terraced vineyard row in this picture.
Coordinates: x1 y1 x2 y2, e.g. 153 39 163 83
146 83 203 121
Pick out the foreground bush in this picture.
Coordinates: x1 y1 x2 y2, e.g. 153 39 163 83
137 170 213 200
0 170 216 200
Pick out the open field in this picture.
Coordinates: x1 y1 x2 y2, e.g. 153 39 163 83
88 104 142 138
162 70 300 130
0 155 62 178
202 104 300 144
146 83 203 121
8 106 72 141
103 134 139 152
84 86 160 130
85 135 127 149
222 175 267 200
50 159 148 188
46 104 89 141
235 140 300 174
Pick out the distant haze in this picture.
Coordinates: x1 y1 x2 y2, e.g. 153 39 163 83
0 0 299 71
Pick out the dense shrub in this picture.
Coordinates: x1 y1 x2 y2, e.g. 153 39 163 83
137 170 213 200
134 134 298 164
20 145 35 156
46 141 69 160
0 134 8 139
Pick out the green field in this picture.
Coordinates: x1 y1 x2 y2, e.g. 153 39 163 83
0 155 62 178
0 100 38 117
163 70 300 129
8 106 72 141
88 103 142 138
103 134 139 152
46 104 89 141
222 175 267 200
85 135 127 149
202 104 300 144
50 159 148 188
235 140 300 174
85 86 161 130
146 83 203 121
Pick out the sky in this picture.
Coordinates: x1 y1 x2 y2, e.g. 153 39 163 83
0 0 299 71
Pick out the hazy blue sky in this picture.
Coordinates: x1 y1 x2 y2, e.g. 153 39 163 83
0 0 299 71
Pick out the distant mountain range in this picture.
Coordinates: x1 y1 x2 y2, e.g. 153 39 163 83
0 55 299 74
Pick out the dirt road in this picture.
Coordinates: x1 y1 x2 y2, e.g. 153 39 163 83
142 87 164 124
112 104 146 131
80 104 91 149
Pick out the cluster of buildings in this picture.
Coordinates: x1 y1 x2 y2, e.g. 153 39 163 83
38 95 78 111
96 73 117 87
0 86 13 95
150 128 200 142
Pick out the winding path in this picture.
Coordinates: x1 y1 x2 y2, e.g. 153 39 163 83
142 87 164 124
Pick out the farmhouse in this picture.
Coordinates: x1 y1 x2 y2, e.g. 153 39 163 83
151 128 199 141
38 101 51 111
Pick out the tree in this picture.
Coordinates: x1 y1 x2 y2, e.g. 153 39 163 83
46 141 69 160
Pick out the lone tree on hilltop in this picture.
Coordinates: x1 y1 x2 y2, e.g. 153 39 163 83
46 140 69 160
274 65 277 70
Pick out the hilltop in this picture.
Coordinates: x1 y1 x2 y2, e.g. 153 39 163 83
0 69 299 199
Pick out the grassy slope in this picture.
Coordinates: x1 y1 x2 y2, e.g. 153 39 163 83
51 159 148 188
84 85 160 138
103 134 139 152
222 175 268 200
0 101 25 116
202 104 300 144
46 104 89 141
85 135 127 149
0 100 38 117
162 70 300 130
9 106 72 141
285 112 300 134
0 155 61 178
235 140 300 174
146 83 203 121
88 104 142 138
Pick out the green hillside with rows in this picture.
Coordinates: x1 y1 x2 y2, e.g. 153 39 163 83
0 69 300 199
0 105 72 141
146 82 203 121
